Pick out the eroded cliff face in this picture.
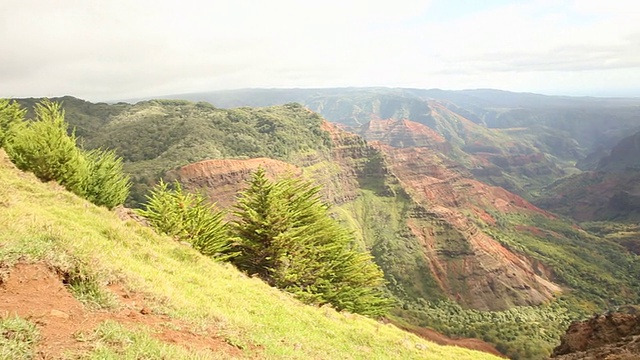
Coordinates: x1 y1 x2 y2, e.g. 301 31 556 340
356 119 450 152
167 158 301 209
170 120 563 311
374 144 560 310
352 109 564 198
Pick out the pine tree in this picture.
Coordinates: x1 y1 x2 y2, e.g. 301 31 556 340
232 168 393 316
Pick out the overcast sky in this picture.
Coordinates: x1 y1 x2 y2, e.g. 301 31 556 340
2 0 639 101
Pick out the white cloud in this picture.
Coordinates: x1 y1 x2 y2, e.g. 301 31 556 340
1 0 639 100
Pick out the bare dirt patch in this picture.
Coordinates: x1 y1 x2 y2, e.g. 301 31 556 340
0 263 242 359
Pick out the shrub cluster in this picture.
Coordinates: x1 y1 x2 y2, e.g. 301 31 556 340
138 168 393 316
136 180 235 260
0 99 130 209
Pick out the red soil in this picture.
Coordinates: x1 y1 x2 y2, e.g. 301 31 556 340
0 263 241 359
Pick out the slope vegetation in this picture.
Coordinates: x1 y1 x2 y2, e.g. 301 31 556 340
170 117 640 359
9 96 640 359
0 149 500 359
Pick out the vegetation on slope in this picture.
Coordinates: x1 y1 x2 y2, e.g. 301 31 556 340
0 149 500 359
334 164 640 359
13 98 333 206
1 99 130 209
7 96 640 359
394 299 574 359
137 169 392 316
484 212 640 304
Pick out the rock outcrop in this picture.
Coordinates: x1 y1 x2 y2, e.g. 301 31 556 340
551 311 640 359
356 118 450 152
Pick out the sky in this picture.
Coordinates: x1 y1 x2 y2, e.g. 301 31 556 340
1 0 640 101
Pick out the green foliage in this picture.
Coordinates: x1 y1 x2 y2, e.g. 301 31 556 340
394 298 576 360
232 168 393 316
4 99 130 209
335 188 447 302
79 101 331 205
137 180 234 260
83 149 132 209
0 99 26 148
5 99 88 195
485 212 640 306
0 316 39 360
0 147 498 360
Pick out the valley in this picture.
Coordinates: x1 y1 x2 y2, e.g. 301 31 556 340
8 88 640 359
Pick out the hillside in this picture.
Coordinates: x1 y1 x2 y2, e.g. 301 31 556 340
0 149 503 359
158 87 640 168
539 129 640 222
166 111 640 358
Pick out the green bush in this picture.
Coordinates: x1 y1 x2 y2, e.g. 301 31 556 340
83 148 131 209
0 99 26 147
136 180 235 260
4 99 130 209
5 99 88 195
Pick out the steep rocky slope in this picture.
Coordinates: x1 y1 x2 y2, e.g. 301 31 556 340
352 107 565 198
355 118 449 151
373 143 560 310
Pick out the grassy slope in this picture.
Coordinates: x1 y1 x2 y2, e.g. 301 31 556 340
0 150 499 360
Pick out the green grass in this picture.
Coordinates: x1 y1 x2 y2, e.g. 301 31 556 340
0 316 39 360
84 321 230 360
0 149 499 359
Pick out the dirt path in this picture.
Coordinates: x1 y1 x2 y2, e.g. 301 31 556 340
0 263 241 359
